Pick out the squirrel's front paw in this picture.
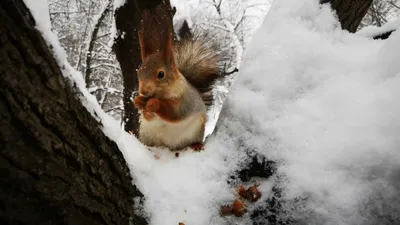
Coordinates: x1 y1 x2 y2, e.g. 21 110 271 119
146 98 160 113
133 95 148 110
143 111 155 121
190 142 204 151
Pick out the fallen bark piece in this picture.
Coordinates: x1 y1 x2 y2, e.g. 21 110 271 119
220 205 233 216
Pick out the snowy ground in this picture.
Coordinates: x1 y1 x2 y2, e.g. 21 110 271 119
26 0 400 224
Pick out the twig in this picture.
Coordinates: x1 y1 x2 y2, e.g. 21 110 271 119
222 67 239 76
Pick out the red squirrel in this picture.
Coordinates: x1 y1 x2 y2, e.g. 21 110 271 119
133 7 222 151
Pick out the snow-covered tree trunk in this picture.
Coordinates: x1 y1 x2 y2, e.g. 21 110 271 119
0 1 147 224
113 0 174 135
327 0 373 32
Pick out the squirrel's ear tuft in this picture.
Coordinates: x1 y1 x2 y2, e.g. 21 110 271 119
138 29 150 61
161 31 178 73
138 10 158 61
138 6 176 68
155 6 176 70
161 31 173 62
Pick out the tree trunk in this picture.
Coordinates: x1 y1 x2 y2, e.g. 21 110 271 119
178 20 192 39
0 1 147 225
324 0 373 32
113 0 174 136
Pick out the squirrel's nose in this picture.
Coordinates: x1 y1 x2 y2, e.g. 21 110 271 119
138 85 148 97
139 90 149 97
139 82 154 97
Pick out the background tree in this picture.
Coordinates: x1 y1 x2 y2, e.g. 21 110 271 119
49 0 124 121
359 0 400 28
321 0 400 38
321 0 373 32
0 0 147 224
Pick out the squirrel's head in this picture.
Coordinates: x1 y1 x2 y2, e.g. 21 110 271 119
137 34 182 99
136 8 184 99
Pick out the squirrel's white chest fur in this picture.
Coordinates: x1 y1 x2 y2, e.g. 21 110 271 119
138 112 205 150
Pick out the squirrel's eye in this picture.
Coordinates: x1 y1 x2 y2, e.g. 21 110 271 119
157 71 165 79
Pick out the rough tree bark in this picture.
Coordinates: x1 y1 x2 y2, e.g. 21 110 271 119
322 0 373 32
0 1 147 225
113 0 174 136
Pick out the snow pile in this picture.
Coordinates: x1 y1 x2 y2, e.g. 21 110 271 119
216 0 400 224
25 0 400 224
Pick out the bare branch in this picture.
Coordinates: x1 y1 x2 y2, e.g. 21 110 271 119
85 0 112 87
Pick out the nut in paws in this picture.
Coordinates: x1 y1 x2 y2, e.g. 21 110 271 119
146 98 160 112
133 95 149 110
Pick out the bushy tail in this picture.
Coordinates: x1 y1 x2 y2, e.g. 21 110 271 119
174 33 223 107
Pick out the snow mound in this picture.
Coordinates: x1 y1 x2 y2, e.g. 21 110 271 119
25 0 400 224
216 0 400 224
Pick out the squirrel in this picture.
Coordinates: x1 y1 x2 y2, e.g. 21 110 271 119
133 7 222 151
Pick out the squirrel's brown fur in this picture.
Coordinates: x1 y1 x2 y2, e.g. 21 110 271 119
133 6 222 150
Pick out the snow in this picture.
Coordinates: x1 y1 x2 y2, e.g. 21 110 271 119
109 0 127 48
113 0 126 9
216 0 400 223
23 0 51 36
25 0 400 225
170 0 194 31
358 18 400 38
